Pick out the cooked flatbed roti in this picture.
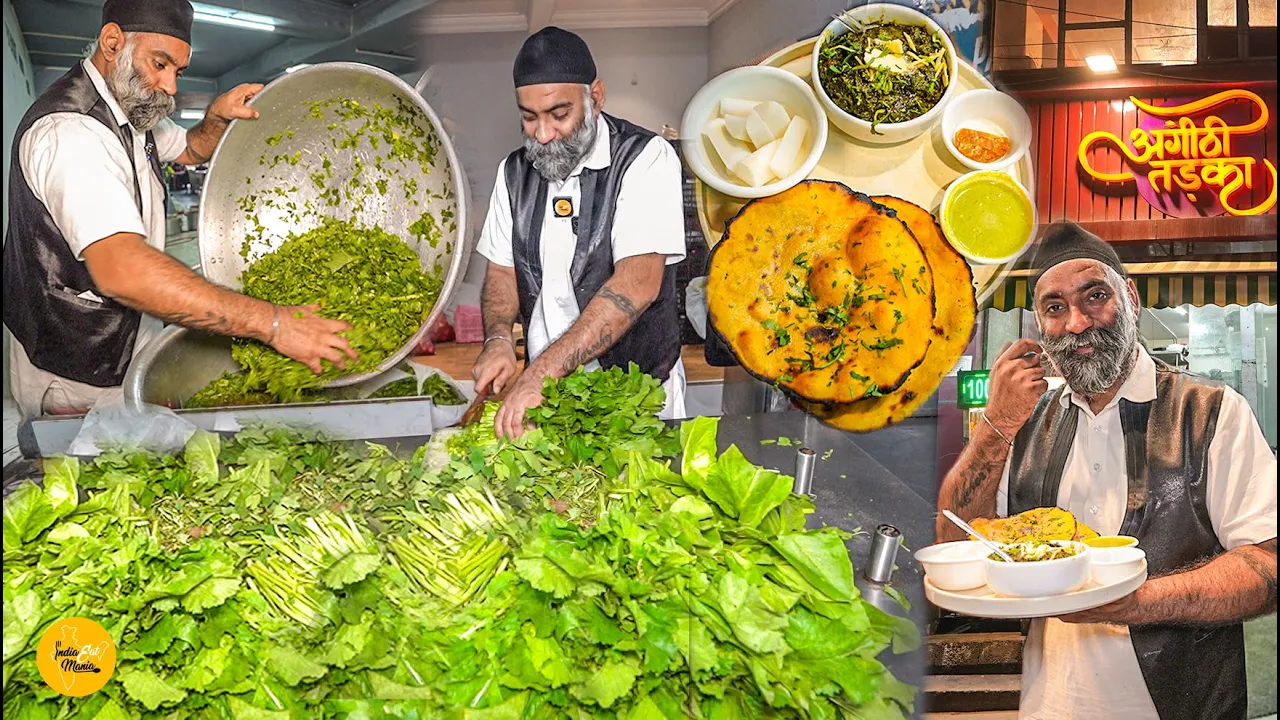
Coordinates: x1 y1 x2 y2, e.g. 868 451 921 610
707 181 935 403
802 195 977 431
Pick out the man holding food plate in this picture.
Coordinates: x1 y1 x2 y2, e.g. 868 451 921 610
471 27 687 438
936 223 1276 720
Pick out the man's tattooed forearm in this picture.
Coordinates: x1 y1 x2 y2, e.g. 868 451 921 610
598 287 641 322
561 331 613 375
151 309 241 338
955 468 988 508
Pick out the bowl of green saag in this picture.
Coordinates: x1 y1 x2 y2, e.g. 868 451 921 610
811 4 959 144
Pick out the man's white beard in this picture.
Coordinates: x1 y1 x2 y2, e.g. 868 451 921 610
1041 302 1140 397
107 43 176 132
522 94 597 183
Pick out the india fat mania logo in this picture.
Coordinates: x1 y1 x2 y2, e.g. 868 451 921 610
36 617 116 697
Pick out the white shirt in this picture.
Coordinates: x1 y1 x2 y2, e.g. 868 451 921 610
996 347 1278 720
19 59 187 349
477 114 689 417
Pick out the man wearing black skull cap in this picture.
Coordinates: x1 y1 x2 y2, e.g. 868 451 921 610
936 223 1276 720
3 0 357 419
471 27 687 439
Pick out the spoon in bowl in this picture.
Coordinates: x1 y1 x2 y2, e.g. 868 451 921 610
942 509 1014 563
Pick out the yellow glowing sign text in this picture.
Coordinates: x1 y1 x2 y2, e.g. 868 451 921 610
1078 89 1277 217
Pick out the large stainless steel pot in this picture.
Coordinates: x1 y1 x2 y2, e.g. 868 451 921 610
195 61 467 388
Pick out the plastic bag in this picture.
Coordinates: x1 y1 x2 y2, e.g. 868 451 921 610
685 276 708 340
67 399 197 457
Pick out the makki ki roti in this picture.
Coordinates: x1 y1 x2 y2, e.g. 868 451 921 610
707 180 936 403
970 507 1101 544
801 196 977 431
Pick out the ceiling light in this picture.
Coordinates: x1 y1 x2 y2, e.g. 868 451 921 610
179 108 204 120
1085 54 1118 73
286 64 310 73
191 3 277 32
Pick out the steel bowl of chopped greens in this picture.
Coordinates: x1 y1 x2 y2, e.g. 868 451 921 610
811 4 959 144
190 62 466 398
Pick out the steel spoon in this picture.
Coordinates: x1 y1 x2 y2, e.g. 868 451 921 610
942 509 1014 563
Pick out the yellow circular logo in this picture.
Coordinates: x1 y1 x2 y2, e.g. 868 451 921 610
554 198 573 217
36 618 116 697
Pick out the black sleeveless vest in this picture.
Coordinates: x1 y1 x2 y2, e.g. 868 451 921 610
1008 359 1245 720
503 114 680 382
3 63 161 387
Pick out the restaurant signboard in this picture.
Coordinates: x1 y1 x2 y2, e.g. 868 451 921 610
1077 89 1277 218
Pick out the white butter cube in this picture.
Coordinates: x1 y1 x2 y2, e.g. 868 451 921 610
733 139 782 187
768 115 810 179
704 117 751 172
745 101 791 148
719 97 760 117
724 114 751 142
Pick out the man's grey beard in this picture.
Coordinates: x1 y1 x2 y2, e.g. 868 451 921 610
1041 300 1140 397
106 42 176 132
522 94 597 183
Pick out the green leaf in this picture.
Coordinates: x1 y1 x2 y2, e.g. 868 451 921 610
2 589 44 659
89 699 132 720
266 645 328 686
703 445 792 528
866 603 922 654
42 456 79 517
679 416 720 488
224 694 294 719
623 695 668 720
184 429 221 487
514 557 576 599
460 691 530 719
674 616 721 674
571 658 640 708
182 577 241 614
3 482 57 548
368 671 433 699
771 531 856 601
120 667 189 710
715 572 789 654
322 552 382 589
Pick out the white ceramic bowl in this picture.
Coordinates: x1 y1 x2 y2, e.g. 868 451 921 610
939 170 1038 265
941 89 1033 172
810 4 960 145
984 541 1092 598
679 65 828 199
914 541 989 591
1090 546 1146 586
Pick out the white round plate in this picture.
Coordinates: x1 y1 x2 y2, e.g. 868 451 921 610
925 560 1147 619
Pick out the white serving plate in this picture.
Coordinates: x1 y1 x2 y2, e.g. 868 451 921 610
925 560 1147 619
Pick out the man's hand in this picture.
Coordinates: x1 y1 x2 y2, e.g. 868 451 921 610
208 84 263 123
270 305 357 374
985 339 1048 438
494 372 545 439
1057 587 1143 625
472 340 518 396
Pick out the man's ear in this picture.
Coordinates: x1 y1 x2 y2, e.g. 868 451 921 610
98 23 126 62
589 78 605 115
1126 278 1141 318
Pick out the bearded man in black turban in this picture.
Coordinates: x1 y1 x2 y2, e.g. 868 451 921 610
936 222 1277 720
3 0 356 419
471 26 689 437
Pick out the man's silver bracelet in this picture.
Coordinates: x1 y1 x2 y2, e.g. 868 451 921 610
982 411 1014 447
267 306 281 345
483 335 514 350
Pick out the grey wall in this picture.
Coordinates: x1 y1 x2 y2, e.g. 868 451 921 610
708 0 848 73
3 0 37 401
418 26 710 284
